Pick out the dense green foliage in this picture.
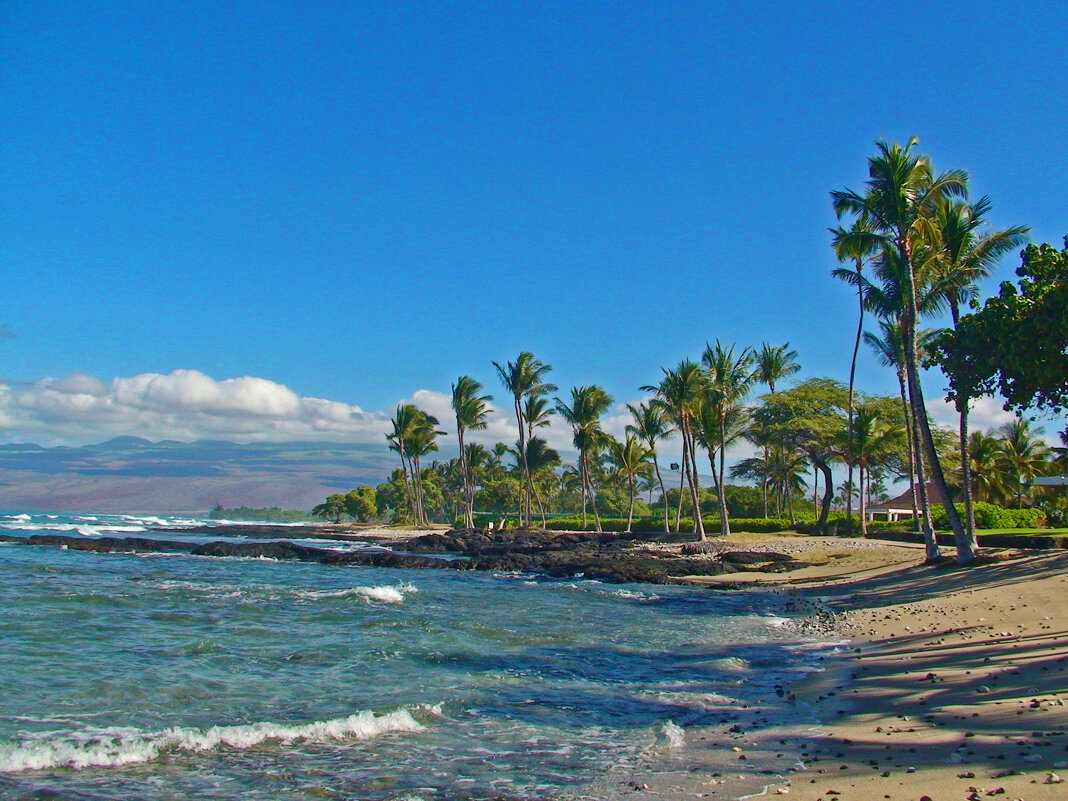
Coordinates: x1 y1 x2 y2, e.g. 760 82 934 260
935 237 1068 413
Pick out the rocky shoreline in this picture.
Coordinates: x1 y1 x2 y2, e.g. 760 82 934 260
1 525 814 584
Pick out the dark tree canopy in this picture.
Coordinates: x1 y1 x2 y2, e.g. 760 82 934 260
935 237 1068 413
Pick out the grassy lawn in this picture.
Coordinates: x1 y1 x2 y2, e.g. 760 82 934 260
975 527 1068 536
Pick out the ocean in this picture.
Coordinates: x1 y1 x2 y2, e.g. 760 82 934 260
0 512 836 800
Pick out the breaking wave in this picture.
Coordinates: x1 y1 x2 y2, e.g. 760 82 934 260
0 707 434 773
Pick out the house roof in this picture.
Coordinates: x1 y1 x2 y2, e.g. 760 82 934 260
867 482 954 512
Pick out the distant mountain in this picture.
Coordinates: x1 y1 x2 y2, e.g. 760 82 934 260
0 439 402 514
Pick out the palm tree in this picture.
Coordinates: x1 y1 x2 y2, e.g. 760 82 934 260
832 137 970 562
493 352 557 527
701 340 756 538
931 198 1029 545
997 418 1051 507
555 385 613 532
753 342 801 519
863 320 924 531
967 430 1009 505
451 376 494 528
386 404 421 521
626 401 675 533
608 434 653 532
832 222 878 535
642 361 706 539
387 404 444 525
838 402 906 536
521 436 561 526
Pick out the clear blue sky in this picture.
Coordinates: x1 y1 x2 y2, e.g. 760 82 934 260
2 1 1065 444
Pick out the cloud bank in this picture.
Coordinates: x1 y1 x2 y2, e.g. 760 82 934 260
0 370 393 446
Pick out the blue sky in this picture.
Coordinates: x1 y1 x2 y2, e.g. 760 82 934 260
1 1 1065 449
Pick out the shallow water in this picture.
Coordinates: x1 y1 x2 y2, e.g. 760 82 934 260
1 512 828 800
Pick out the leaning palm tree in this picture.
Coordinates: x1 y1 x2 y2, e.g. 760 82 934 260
642 361 706 539
607 433 653 532
931 197 1029 544
493 352 557 527
521 436 561 526
832 138 970 562
386 404 422 521
555 385 613 532
626 401 675 533
701 340 756 537
451 376 494 528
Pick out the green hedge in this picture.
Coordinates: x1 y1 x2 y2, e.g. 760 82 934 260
930 502 1047 530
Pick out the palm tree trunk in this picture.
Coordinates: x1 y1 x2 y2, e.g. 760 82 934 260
717 420 730 538
514 397 529 527
813 457 833 534
686 423 705 540
901 259 961 561
950 303 978 560
626 475 635 532
651 451 669 534
859 464 868 536
845 263 864 535
675 437 687 533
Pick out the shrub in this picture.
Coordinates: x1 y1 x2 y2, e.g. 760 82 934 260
931 502 1047 529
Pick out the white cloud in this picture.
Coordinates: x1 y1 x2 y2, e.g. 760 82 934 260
0 370 390 446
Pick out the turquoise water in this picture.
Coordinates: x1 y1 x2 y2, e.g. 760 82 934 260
0 513 826 800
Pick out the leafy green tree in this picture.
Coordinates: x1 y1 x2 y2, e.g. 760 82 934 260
930 197 1029 545
386 404 444 525
312 494 347 523
750 378 849 533
451 375 494 528
344 486 378 522
936 237 1068 415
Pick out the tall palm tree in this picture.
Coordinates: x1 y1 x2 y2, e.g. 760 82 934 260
608 434 653 532
493 352 557 527
555 385 613 532
643 361 706 539
832 137 970 562
702 340 756 538
451 376 494 528
626 401 675 533
387 405 444 525
863 320 926 531
931 198 1029 545
753 342 801 519
386 404 421 521
832 223 878 535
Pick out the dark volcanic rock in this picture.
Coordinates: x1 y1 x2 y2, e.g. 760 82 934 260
1 527 797 584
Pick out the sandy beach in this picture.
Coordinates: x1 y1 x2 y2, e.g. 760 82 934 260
640 535 1068 801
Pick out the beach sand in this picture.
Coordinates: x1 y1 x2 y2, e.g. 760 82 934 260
637 536 1068 801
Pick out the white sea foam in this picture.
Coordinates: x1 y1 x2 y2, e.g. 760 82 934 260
0 708 429 773
604 589 660 602
659 720 686 748
300 583 418 604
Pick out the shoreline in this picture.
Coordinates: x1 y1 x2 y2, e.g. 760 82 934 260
626 542 1068 800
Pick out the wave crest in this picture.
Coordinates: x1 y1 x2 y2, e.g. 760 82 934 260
0 707 429 773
